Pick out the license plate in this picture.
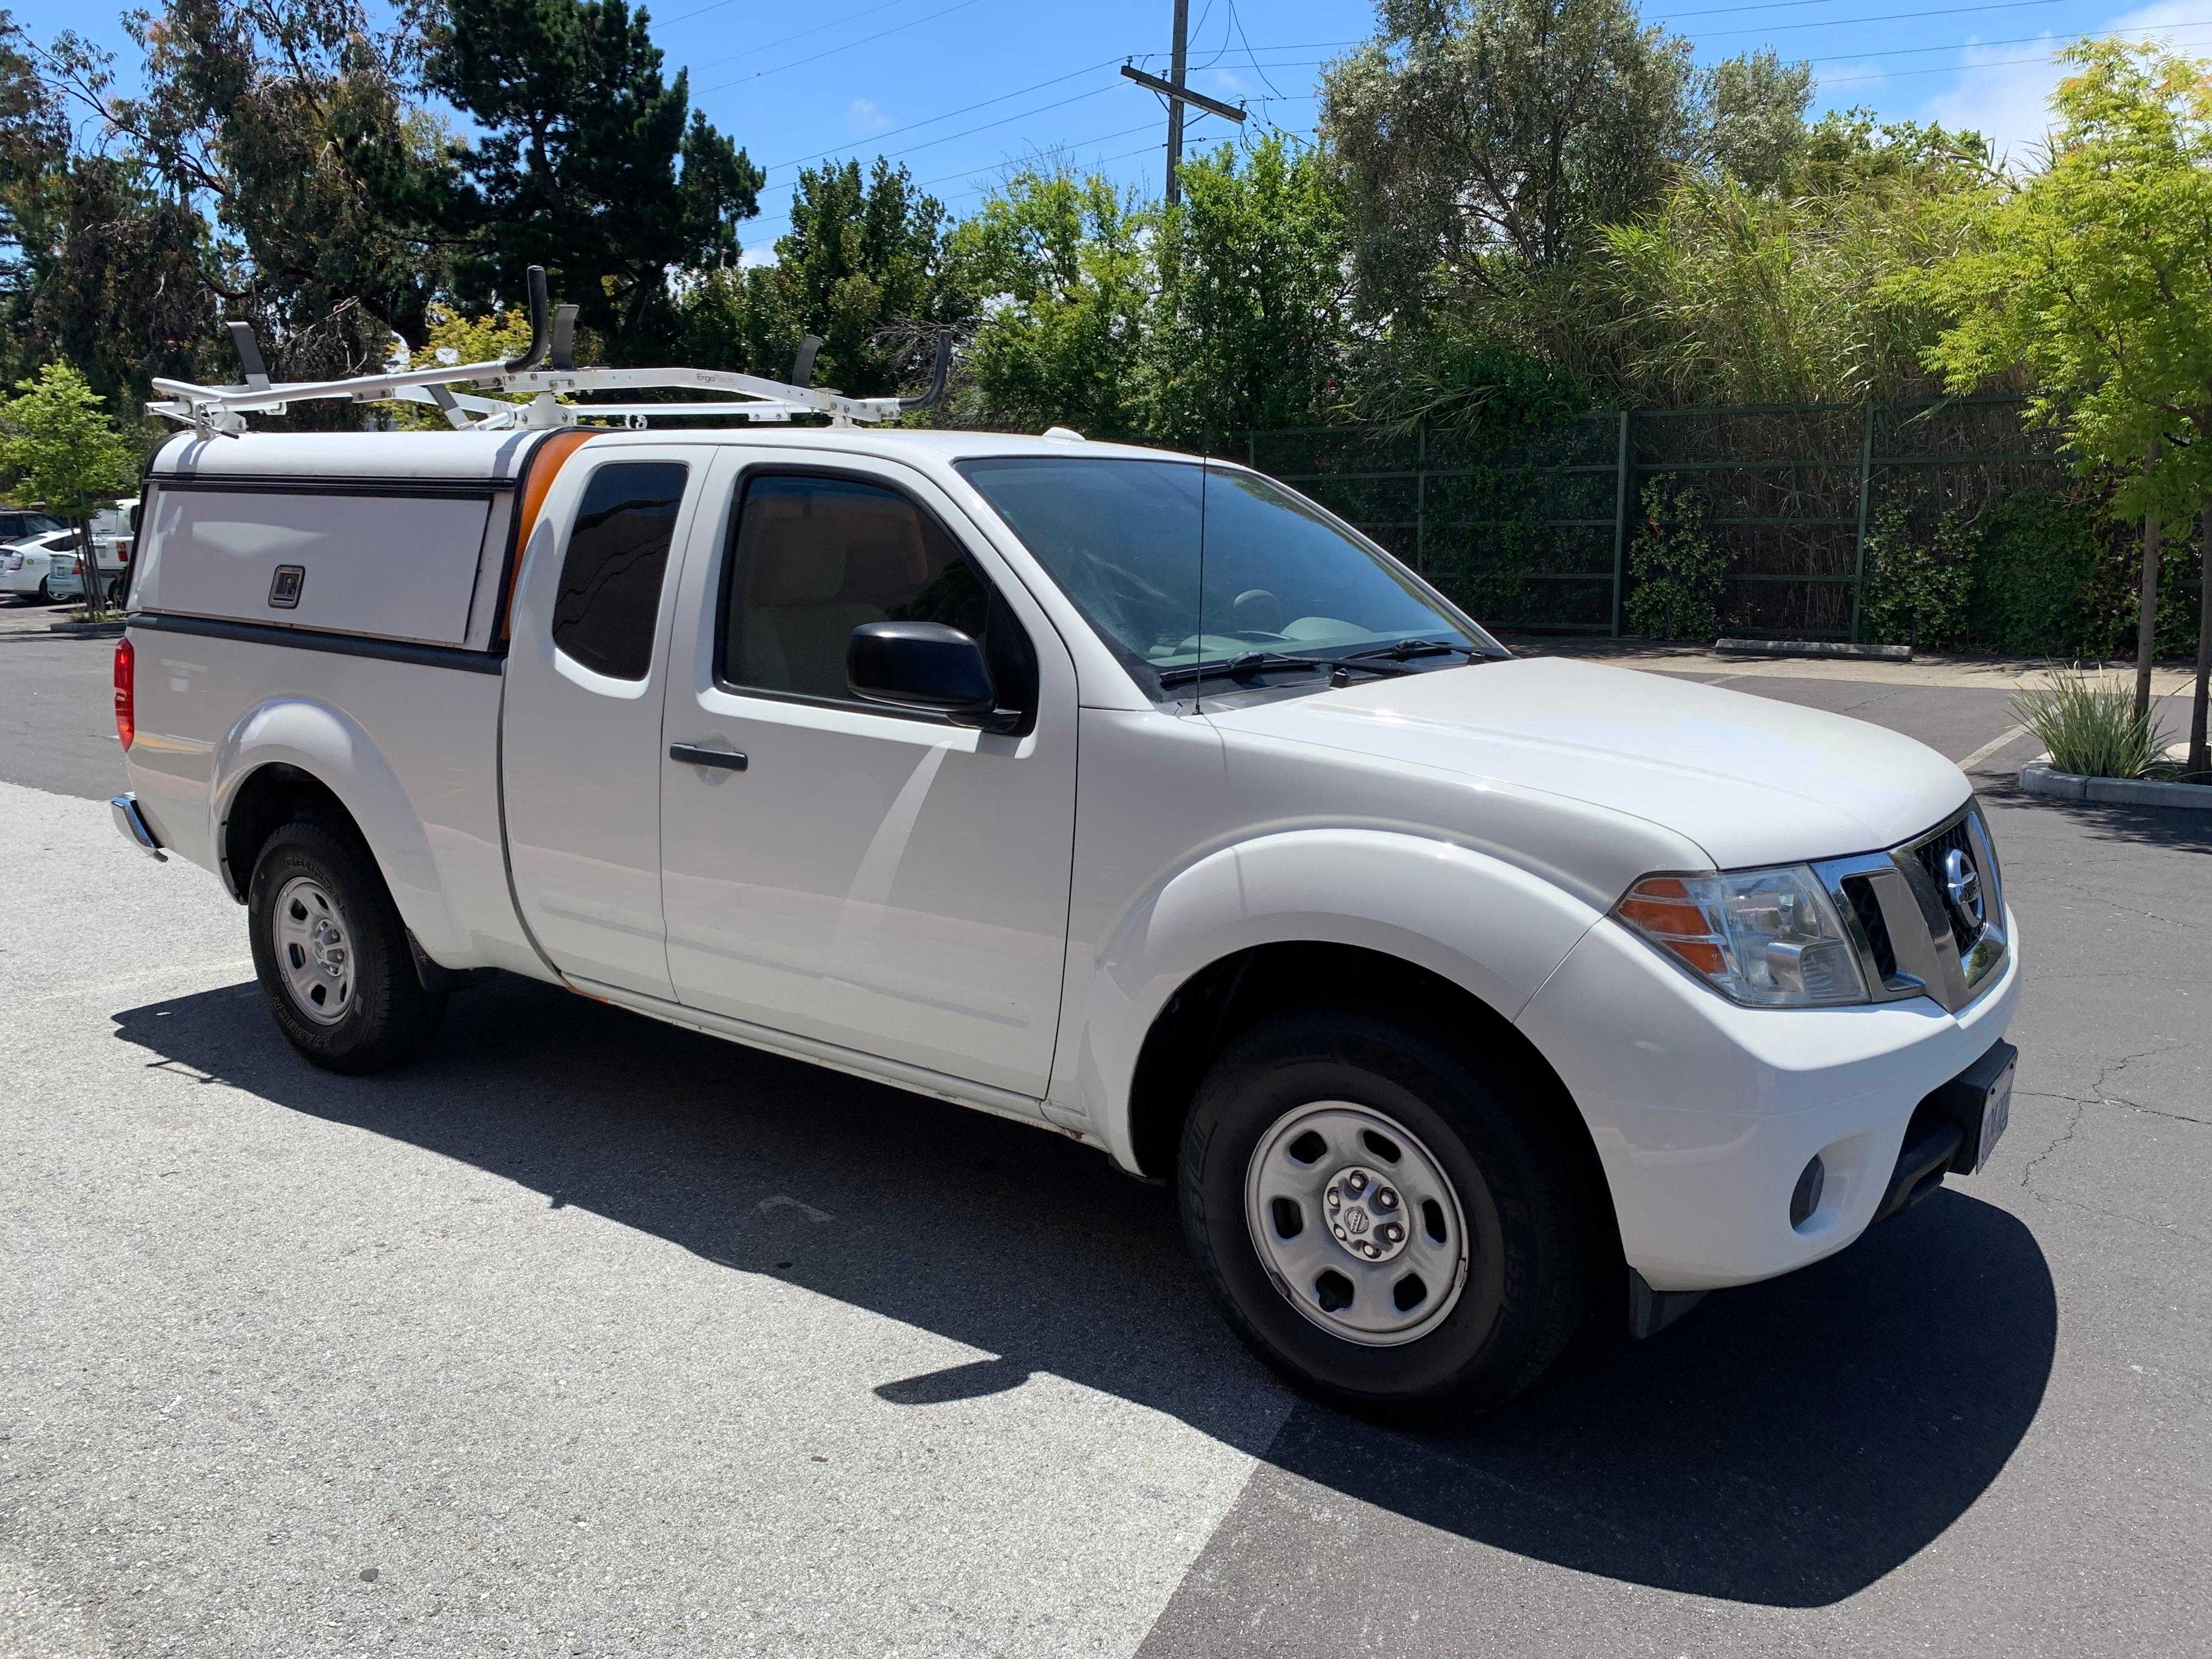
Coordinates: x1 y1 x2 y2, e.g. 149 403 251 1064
1971 1057 2015 1172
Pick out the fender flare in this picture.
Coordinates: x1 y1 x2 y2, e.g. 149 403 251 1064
209 695 470 964
1069 827 1606 1172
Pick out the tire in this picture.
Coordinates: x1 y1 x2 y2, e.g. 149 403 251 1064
1179 1003 1595 1420
35 577 54 604
246 818 445 1073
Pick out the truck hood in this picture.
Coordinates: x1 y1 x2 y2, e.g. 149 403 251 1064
1205 656 1968 871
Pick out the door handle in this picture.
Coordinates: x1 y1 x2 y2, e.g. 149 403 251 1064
669 742 748 772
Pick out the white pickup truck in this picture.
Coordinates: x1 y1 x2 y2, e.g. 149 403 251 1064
111 419 2020 1415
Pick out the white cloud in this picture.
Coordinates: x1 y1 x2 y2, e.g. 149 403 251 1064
848 97 892 136
1922 0 2212 168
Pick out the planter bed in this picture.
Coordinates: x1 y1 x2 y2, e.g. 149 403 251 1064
2018 759 2212 811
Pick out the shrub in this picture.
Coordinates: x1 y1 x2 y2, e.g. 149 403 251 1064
1625 477 1728 640
1968 489 2107 655
2011 667 2173 777
1860 493 1973 650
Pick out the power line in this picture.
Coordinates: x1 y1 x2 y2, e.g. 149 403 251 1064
1696 0 2069 40
1818 17 2212 75
1206 0 2072 64
715 1 2204 234
915 120 1162 191
761 61 1130 173
747 121 1166 234
682 0 926 65
694 0 990 95
749 81 1128 194
1806 20 2212 63
698 0 2081 177
939 138 1169 206
653 0 751 28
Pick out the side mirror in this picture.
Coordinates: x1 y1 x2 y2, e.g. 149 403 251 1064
848 621 1018 730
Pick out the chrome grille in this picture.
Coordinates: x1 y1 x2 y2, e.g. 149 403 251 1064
1912 817 1980 950
1840 875 1897 980
1812 800 2008 1015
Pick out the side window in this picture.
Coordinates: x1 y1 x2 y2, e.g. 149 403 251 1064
550 461 689 681
720 473 1034 710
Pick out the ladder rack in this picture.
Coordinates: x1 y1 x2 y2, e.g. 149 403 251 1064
149 267 951 437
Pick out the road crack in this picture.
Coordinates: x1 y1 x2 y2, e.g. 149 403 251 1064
2017 1044 2196 1186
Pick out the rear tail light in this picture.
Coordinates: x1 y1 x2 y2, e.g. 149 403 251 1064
114 637 134 751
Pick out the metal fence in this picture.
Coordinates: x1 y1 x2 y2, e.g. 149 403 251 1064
1240 396 2064 640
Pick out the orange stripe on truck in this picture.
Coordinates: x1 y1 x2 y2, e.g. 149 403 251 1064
501 428 599 641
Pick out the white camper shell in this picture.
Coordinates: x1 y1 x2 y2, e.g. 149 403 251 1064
132 433 533 653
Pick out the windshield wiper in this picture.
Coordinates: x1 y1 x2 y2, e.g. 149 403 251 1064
1344 637 1493 664
1156 649 1417 688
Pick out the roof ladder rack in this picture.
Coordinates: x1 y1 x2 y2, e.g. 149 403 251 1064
149 268 952 437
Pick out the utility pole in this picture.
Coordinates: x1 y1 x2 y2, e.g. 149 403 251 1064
1119 2 1245 206
1166 0 1189 205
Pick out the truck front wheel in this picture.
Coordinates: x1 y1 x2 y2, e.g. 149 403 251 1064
246 819 445 1073
1178 1003 1594 1419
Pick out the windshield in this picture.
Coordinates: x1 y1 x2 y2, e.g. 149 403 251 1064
956 457 1499 698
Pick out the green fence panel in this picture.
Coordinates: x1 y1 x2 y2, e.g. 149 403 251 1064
1234 397 2063 640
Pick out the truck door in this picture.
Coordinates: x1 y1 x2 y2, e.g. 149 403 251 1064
657 450 1077 1100
502 442 706 1000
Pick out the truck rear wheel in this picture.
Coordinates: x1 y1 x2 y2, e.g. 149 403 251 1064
246 819 445 1073
1178 1003 1592 1419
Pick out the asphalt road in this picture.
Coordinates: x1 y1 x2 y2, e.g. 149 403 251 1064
3 622 2207 1656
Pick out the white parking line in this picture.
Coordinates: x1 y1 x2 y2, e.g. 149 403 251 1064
1958 723 2032 772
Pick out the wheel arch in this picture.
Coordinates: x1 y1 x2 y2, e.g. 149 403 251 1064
1073 826 1610 1172
211 697 467 964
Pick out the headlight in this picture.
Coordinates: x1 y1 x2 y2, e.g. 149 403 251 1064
1615 865 1869 1007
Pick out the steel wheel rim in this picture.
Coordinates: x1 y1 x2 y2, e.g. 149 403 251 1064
272 875 355 1026
1244 1101 1471 1347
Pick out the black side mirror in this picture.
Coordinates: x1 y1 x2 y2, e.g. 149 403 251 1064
848 622 1020 731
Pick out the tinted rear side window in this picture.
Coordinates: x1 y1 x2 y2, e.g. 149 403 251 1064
551 462 689 680
720 473 1015 705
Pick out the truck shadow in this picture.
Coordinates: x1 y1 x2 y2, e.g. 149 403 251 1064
112 971 2056 1609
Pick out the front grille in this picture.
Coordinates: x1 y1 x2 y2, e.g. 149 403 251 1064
1912 817 1981 950
1841 875 1897 980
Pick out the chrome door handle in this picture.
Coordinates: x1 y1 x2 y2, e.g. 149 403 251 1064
669 742 748 772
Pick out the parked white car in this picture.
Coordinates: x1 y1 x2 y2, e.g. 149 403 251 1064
111 422 2019 1415
1 527 89 603
88 496 139 601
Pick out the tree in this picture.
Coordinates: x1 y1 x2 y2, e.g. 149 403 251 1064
1319 0 1805 326
686 157 960 397
386 303 535 427
0 362 139 619
47 0 451 381
941 166 1152 437
1598 121 1988 407
1698 50 1814 193
425 0 762 362
1907 41 2212 775
2 15 220 407
1148 139 1353 445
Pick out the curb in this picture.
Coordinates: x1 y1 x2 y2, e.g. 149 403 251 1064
48 620 125 638
1714 637 1912 662
2018 759 2212 811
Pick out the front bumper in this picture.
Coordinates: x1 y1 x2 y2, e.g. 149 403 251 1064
1516 904 2021 1293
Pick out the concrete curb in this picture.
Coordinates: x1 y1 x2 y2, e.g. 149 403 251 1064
2019 759 2212 811
1714 637 1913 662
47 620 124 638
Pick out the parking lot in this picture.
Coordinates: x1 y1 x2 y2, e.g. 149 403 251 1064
3 606 2208 1656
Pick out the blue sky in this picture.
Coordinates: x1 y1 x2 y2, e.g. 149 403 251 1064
12 0 2210 260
